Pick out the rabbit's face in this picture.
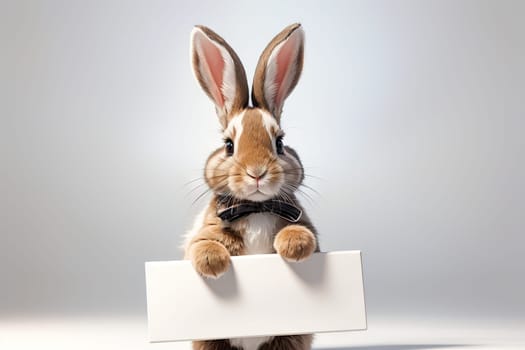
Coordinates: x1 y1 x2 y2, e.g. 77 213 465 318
191 24 306 202
205 108 303 202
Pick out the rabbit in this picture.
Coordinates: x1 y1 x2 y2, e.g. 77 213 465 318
184 23 319 350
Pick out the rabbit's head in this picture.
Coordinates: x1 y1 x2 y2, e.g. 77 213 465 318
191 24 305 202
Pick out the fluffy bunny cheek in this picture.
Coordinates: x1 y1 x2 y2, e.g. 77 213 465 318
226 174 243 196
280 160 302 187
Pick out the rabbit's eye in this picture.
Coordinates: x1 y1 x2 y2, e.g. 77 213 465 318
225 139 234 156
276 136 284 155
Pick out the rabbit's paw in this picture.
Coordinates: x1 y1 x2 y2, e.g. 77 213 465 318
274 225 316 262
189 240 231 278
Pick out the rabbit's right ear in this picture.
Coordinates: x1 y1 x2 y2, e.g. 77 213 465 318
191 26 249 128
252 24 305 122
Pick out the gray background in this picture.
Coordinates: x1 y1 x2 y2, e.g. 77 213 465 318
1 0 524 325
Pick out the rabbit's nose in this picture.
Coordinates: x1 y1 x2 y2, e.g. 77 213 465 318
246 167 268 181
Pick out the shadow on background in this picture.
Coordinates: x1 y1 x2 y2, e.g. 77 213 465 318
315 344 476 350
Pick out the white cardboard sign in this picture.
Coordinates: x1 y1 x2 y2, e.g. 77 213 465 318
145 251 366 342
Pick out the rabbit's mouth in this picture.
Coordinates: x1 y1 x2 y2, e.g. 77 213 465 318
244 189 274 202
233 180 284 202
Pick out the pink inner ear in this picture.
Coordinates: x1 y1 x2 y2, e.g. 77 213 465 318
200 37 225 107
274 36 297 109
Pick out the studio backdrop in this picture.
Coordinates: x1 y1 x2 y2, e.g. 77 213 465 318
1 0 524 324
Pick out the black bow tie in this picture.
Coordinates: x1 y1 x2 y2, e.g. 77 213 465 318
216 195 303 223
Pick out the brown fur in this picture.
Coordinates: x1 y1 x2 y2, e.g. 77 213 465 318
185 203 245 261
258 335 313 350
238 110 274 169
193 335 313 350
273 224 317 261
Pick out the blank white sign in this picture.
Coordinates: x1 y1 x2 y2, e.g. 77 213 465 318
145 251 366 342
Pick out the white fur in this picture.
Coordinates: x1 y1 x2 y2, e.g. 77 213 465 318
260 109 279 135
224 111 245 154
242 213 277 254
230 336 273 350
260 109 280 153
263 43 280 112
217 44 237 113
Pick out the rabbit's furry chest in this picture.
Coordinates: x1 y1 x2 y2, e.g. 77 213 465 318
237 212 278 254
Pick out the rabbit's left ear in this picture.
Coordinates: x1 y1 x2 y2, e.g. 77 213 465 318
191 26 249 128
252 23 305 122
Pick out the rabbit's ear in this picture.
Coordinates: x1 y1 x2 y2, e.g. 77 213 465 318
252 23 304 122
191 26 249 127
